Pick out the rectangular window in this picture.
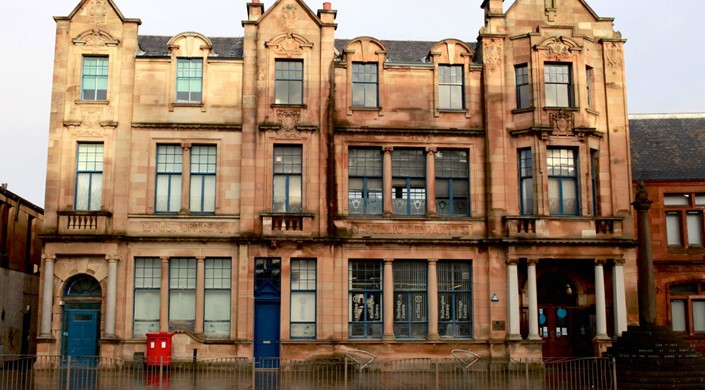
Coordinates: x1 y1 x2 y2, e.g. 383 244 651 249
439 65 464 110
205 258 231 338
348 148 383 215
586 66 594 109
169 258 196 331
694 301 705 332
544 63 573 107
394 261 427 338
392 149 426 216
134 257 161 337
273 145 303 212
687 212 703 246
590 149 600 216
156 145 183 213
547 148 578 215
435 149 469 216
352 63 378 108
438 262 472 338
348 260 383 338
518 148 534 215
274 60 303 105
176 58 203 103
75 143 104 211
664 194 690 206
190 145 217 213
82 57 108 100
666 212 682 246
671 300 686 332
291 259 316 338
515 64 530 109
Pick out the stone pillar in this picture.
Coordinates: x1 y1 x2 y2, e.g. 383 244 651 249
195 256 206 335
594 259 609 339
104 254 120 339
425 147 437 216
383 259 394 340
632 181 656 326
612 258 628 336
507 258 521 340
527 258 540 340
382 147 393 216
39 254 56 339
180 143 191 214
427 259 439 340
160 256 170 332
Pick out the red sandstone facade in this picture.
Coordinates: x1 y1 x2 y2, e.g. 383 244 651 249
38 0 637 362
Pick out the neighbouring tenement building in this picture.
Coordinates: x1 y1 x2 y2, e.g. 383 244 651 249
38 0 637 362
0 185 43 356
630 113 705 354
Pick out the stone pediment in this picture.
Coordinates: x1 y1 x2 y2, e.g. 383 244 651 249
265 33 314 57
534 36 582 60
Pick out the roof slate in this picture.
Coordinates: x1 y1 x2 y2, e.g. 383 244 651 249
629 117 705 181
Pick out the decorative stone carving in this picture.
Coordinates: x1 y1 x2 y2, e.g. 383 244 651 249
274 36 304 57
277 110 301 132
606 42 624 74
282 4 299 29
89 0 107 25
82 107 103 128
72 30 119 48
540 37 577 60
550 108 575 136
483 39 503 72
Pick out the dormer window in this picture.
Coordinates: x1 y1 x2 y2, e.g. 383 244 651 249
438 65 464 110
274 60 303 105
352 63 378 108
176 58 203 103
81 56 108 101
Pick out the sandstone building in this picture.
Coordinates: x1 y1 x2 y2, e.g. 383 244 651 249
630 114 705 354
38 0 637 362
0 185 43 356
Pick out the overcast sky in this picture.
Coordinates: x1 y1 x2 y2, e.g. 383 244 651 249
1 0 704 207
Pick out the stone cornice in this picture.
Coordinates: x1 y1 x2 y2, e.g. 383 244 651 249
132 122 242 131
335 127 485 137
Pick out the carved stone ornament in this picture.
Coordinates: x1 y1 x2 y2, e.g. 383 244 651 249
282 4 299 29
274 35 304 57
550 109 575 136
541 37 575 60
89 0 108 25
606 42 624 73
72 30 119 48
82 107 103 128
275 110 302 138
483 39 503 72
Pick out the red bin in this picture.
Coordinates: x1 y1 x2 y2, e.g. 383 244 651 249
145 332 173 366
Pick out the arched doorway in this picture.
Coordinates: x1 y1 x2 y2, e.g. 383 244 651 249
537 272 580 357
61 274 102 358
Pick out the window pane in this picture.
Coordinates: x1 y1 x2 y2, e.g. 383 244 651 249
89 173 102 211
135 290 160 321
666 213 682 246
671 300 686 332
694 301 705 332
687 213 703 246
664 194 690 206
205 290 231 321
291 291 316 322
75 173 90 211
272 176 287 212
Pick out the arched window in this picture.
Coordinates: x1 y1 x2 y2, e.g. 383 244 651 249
64 274 101 298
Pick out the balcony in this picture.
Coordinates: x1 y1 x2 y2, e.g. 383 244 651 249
57 211 112 235
261 212 315 236
504 216 624 240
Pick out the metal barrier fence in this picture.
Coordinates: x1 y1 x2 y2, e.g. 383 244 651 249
0 353 617 390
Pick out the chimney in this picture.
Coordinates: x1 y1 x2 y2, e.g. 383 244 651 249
317 2 336 23
481 0 503 16
247 0 264 21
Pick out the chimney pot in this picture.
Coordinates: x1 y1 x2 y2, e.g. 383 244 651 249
323 2 331 10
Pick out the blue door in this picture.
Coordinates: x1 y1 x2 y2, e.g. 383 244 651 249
253 258 281 368
65 309 100 359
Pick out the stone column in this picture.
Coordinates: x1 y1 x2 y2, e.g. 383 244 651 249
160 256 170 332
39 254 56 339
104 254 120 339
507 258 521 340
427 259 439 340
425 147 437 216
594 259 609 339
527 258 540 340
383 147 393 215
383 259 394 340
612 258 628 336
195 256 206 335
180 143 191 214
632 181 656 326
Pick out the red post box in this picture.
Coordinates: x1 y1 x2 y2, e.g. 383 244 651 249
145 332 173 366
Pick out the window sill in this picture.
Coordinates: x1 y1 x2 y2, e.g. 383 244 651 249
437 108 467 113
75 99 109 105
586 108 600 116
543 106 579 111
512 107 534 114
271 103 307 109
350 106 382 112
173 102 204 107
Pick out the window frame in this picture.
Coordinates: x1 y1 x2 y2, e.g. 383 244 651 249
585 65 594 110
204 258 231 338
274 59 304 105
435 149 470 216
189 145 217 214
664 193 705 248
168 257 197 332
392 149 427 216
437 261 473 338
75 143 104 211
669 282 705 334
348 148 383 216
438 64 465 110
272 145 303 213
515 64 531 109
393 261 428 338
81 56 108 101
547 148 579 216
518 148 534 215
175 58 203 103
133 257 161 337
348 260 383 338
544 63 574 108
155 144 183 214
290 259 317 339
352 62 379 108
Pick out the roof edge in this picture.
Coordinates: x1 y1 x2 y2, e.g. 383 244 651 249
629 113 705 120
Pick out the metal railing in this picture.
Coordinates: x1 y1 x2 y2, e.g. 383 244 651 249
0 353 617 390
